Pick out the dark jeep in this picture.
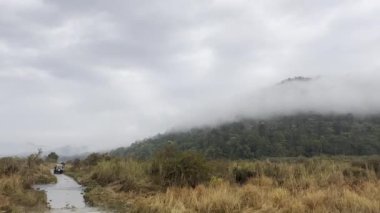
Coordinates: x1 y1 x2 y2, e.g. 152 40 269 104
53 163 64 174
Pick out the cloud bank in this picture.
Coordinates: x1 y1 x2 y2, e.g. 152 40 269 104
1 0 380 155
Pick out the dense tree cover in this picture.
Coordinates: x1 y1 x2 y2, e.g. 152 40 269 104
111 113 380 159
46 152 59 162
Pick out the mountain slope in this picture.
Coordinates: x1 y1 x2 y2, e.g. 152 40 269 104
111 113 380 159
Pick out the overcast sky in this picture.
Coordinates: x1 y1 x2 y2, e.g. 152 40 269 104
1 0 380 155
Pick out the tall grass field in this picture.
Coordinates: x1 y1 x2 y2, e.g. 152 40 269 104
66 152 380 213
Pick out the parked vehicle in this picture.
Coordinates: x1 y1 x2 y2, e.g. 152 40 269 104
53 163 65 174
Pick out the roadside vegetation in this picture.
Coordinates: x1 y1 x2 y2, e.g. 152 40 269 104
67 147 380 212
0 150 56 212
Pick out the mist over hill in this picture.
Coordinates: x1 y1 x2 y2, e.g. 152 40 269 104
107 74 380 159
167 74 380 132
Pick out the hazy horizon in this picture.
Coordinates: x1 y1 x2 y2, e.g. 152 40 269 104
1 0 380 156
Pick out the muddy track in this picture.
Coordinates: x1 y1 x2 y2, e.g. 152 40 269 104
34 172 102 212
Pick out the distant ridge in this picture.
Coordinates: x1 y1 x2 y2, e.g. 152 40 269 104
278 76 313 85
111 113 380 159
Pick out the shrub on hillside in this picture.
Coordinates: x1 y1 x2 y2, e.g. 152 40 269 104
151 145 210 187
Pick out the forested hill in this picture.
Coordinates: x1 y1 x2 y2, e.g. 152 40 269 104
111 114 380 159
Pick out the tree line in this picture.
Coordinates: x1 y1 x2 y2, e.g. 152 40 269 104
111 113 380 159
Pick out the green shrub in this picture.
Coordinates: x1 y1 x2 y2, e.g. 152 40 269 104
151 146 210 187
233 167 256 184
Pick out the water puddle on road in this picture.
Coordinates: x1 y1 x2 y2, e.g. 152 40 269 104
34 172 102 213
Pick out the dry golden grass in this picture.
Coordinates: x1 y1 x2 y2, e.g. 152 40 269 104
0 157 56 212
132 179 380 213
130 158 380 213
0 194 10 209
68 157 380 213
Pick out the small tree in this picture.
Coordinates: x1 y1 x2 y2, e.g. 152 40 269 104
27 148 43 169
46 152 59 163
83 153 103 166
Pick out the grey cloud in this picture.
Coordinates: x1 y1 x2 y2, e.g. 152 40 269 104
1 0 380 155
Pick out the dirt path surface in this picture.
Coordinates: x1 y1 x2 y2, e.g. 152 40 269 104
34 172 103 212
